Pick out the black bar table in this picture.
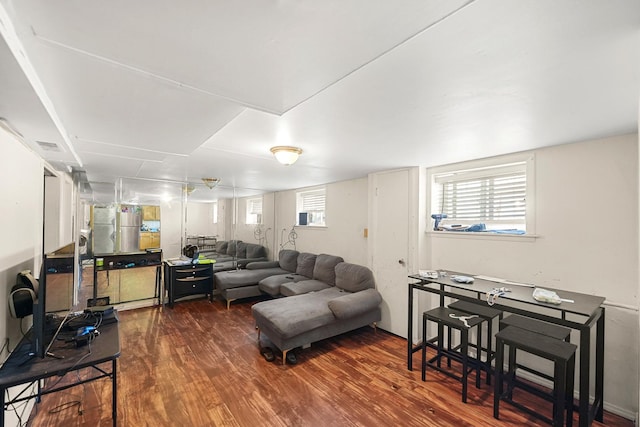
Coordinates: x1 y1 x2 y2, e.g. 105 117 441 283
407 272 605 427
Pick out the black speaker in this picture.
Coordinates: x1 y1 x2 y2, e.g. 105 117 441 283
299 212 308 226
9 271 38 318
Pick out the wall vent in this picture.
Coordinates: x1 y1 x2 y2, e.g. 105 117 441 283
36 140 63 152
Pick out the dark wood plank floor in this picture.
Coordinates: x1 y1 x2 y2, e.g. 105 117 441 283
27 298 633 427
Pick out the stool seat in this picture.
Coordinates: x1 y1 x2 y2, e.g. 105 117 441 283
500 314 571 341
449 300 503 319
494 326 577 426
426 306 485 329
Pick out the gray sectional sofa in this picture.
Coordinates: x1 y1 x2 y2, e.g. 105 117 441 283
251 261 382 364
200 240 268 273
214 248 383 364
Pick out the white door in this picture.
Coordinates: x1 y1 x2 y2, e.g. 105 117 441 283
370 169 412 337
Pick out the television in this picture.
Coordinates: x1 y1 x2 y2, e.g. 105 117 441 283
31 242 76 360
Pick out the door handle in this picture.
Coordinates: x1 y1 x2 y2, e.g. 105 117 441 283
398 259 406 266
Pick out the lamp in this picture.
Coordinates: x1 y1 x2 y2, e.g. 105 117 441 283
202 178 221 189
270 146 302 165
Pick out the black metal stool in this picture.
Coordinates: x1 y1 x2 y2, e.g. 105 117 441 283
448 299 503 385
494 326 577 427
421 307 484 403
499 314 571 393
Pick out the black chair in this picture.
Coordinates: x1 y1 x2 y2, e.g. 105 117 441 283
421 307 484 403
494 326 577 427
447 299 503 385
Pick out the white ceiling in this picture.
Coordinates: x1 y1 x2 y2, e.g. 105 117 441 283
0 0 638 203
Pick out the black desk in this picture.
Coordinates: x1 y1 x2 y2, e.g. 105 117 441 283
407 272 605 427
0 321 120 426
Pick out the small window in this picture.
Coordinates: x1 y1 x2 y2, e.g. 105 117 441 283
430 158 532 234
296 188 326 227
246 197 262 225
212 201 218 224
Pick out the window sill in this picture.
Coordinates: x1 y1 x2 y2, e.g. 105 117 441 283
426 230 539 242
296 225 327 230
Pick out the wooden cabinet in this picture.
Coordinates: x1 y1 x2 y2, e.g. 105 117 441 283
163 261 213 307
139 232 161 250
142 205 160 220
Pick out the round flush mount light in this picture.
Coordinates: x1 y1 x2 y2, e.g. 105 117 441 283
270 146 302 166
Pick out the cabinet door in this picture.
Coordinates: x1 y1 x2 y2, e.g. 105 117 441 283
139 232 152 250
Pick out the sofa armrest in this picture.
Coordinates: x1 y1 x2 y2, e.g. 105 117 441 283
246 260 279 270
328 288 382 319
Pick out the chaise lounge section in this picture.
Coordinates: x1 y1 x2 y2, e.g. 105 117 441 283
251 262 382 364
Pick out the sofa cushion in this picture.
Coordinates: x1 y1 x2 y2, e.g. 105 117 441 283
328 288 382 319
215 267 289 291
246 243 267 259
335 262 375 292
226 240 239 256
236 242 247 258
312 254 344 286
215 240 228 254
280 279 331 297
247 261 279 270
296 253 317 278
252 287 344 340
259 273 308 297
278 249 299 272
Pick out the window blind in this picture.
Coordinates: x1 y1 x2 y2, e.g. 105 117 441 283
300 189 325 212
434 163 526 223
248 198 263 215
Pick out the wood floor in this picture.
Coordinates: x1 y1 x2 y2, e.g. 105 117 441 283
27 297 633 427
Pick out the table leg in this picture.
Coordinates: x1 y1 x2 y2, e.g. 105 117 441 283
1 386 5 426
579 324 591 427
407 283 414 371
595 308 605 422
112 359 117 426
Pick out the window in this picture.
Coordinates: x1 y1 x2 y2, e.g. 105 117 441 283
296 188 326 226
212 201 218 224
430 157 533 234
246 197 262 225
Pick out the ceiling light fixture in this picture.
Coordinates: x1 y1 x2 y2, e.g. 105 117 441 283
270 146 302 166
202 177 221 189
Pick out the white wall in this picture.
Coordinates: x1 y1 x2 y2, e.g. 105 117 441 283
185 201 218 237
274 178 369 265
423 134 639 418
0 128 43 426
160 201 184 259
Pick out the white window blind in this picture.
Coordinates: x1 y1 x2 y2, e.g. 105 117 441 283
433 163 527 227
300 190 325 212
248 198 262 215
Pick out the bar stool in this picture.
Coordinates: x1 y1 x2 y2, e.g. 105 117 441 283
499 314 571 395
447 299 503 385
494 326 577 427
421 307 484 403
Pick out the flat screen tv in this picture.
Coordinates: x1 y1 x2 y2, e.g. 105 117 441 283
31 242 76 359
